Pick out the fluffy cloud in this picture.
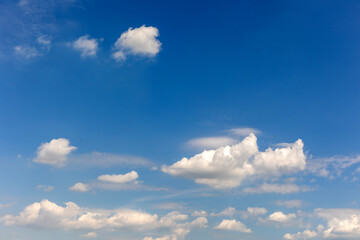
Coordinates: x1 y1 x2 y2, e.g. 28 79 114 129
97 171 139 183
33 138 77 167
243 183 303 194
211 207 237 217
242 207 268 218
112 25 161 61
191 210 208 217
283 229 319 240
0 199 207 238
214 219 252 233
162 134 306 189
186 137 237 150
268 211 296 223
70 183 91 192
72 35 99 57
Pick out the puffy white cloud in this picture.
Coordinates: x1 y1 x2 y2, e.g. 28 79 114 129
268 211 296 223
72 35 99 57
283 229 318 240
112 25 161 61
276 200 303 208
228 127 261 137
186 137 237 150
243 183 303 194
36 185 54 192
97 171 139 184
241 207 268 219
81 232 98 238
162 134 306 189
214 219 252 233
69 182 91 192
33 138 77 167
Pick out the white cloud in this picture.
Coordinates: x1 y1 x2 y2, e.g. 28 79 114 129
186 137 237 150
33 138 77 167
70 182 91 192
211 207 237 217
243 183 303 194
162 134 306 189
72 35 99 57
268 211 296 223
276 200 303 208
283 229 318 240
0 199 208 240
37 35 51 49
36 185 54 192
14 45 39 58
97 171 139 184
81 232 98 238
241 207 268 219
228 127 261 137
112 25 161 61
214 219 252 233
191 210 207 217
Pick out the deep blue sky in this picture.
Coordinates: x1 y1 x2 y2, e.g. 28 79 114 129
0 1 360 240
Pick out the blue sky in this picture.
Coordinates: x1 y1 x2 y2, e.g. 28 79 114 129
0 0 360 239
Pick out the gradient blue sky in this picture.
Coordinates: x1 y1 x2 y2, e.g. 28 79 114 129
0 0 360 240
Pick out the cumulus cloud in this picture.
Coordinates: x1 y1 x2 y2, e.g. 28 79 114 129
72 35 99 57
241 207 268 219
112 25 161 61
162 134 306 189
214 219 252 233
268 211 296 223
211 207 237 217
243 183 305 194
0 199 207 238
186 137 237 150
191 210 208 217
283 229 319 240
33 138 77 167
97 171 139 184
69 183 91 192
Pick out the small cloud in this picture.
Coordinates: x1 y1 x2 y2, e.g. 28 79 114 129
36 185 54 192
211 207 237 217
186 136 237 150
112 25 161 62
81 232 97 238
214 219 252 233
268 211 296 223
97 171 139 184
72 35 99 57
69 182 91 192
33 138 77 167
191 210 207 217
14 45 39 58
241 207 268 219
37 35 51 49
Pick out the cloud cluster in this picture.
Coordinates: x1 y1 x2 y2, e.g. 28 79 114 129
162 134 306 189
33 138 77 167
0 199 207 239
97 171 139 183
112 25 161 61
284 208 360 239
268 211 296 223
